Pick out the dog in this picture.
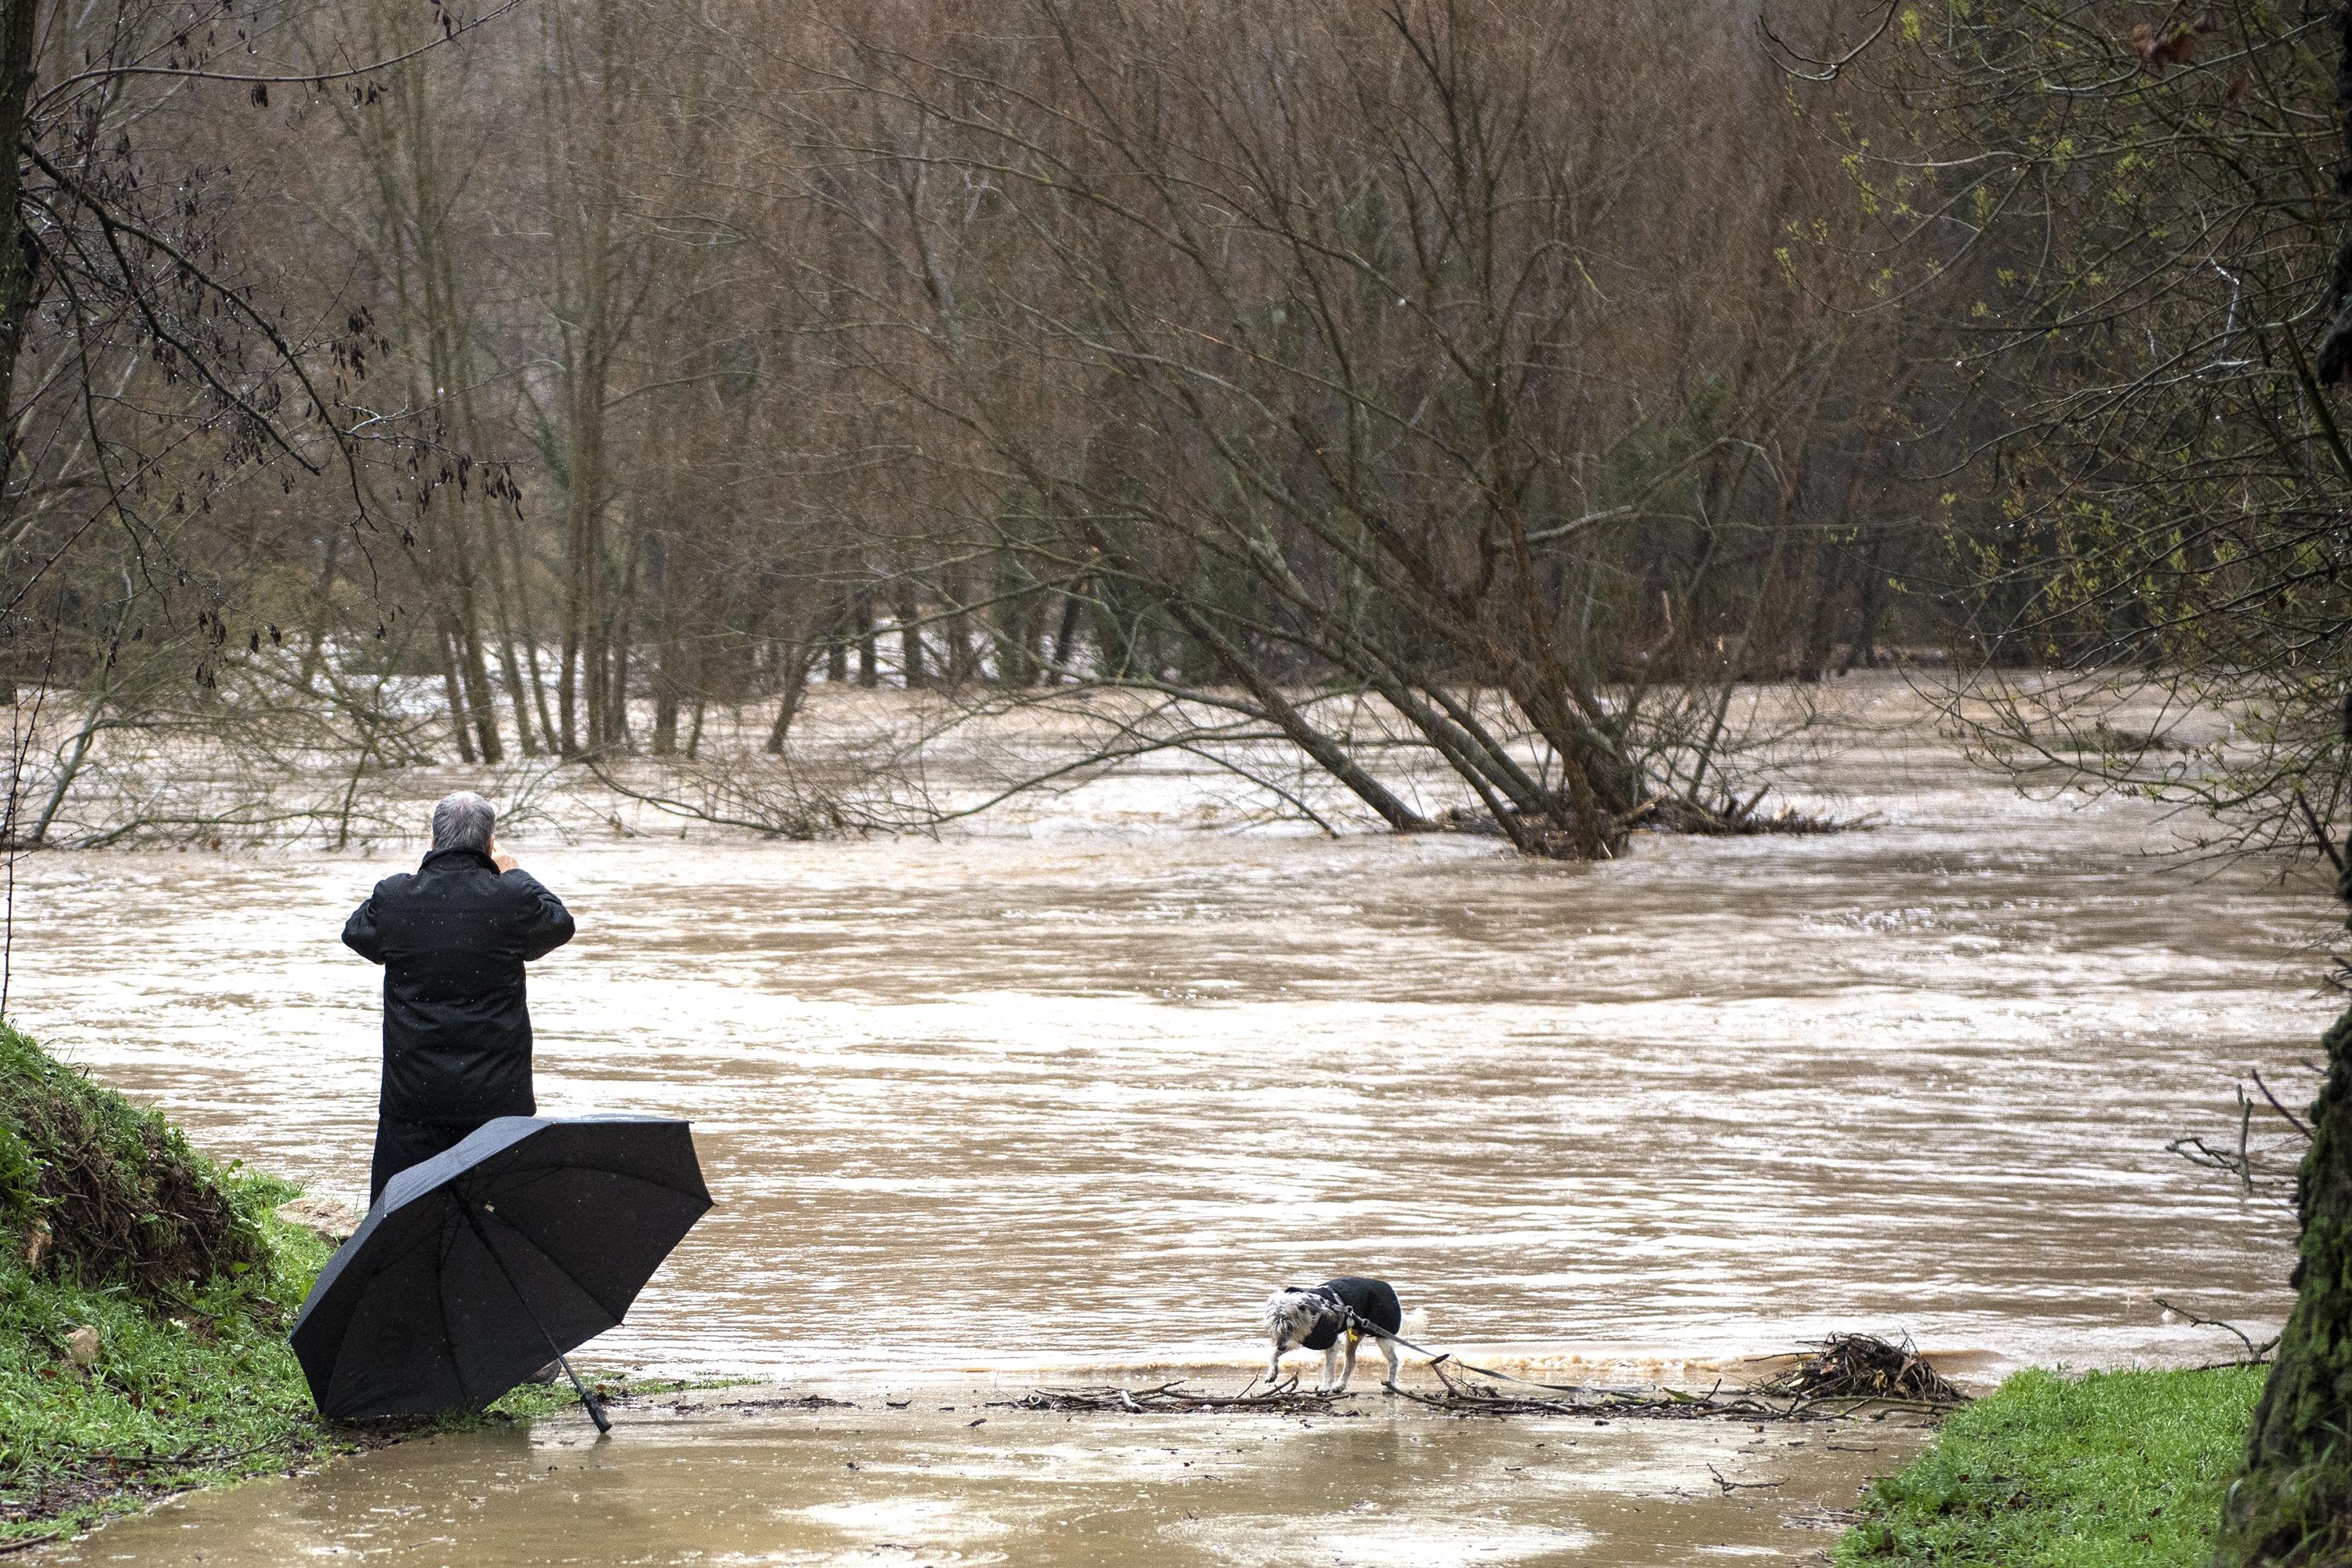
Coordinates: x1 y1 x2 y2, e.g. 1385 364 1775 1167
1261 1276 1403 1393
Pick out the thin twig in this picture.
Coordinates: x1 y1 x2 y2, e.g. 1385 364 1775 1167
2296 790 2344 872
2249 1069 2314 1140
1708 1463 1785 1493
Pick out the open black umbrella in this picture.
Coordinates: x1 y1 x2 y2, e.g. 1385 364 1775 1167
289 1115 711 1431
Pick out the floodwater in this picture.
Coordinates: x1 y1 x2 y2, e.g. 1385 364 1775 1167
34 1391 1924 1568
8 683 2334 1563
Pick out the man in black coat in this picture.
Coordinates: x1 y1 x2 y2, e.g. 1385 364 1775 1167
343 791 575 1201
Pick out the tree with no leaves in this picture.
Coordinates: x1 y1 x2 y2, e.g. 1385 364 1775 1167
789 0 1903 855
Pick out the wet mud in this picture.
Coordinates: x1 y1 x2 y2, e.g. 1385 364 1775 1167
34 1379 1933 1567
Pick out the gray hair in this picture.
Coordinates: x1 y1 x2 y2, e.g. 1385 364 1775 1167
430 791 496 853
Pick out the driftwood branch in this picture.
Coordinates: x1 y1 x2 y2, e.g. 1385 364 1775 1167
1707 1463 1784 1494
2155 1297 2278 1364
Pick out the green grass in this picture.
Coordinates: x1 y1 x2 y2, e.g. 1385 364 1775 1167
1836 1364 2267 1567
0 1025 621 1546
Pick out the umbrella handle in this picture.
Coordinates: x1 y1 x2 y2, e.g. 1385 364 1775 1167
557 1352 613 1434
461 1202 613 1435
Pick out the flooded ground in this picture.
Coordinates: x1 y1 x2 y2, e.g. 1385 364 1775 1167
39 1380 1930 1568
5 681 2331 1562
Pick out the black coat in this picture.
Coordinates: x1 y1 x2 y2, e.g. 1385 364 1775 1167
342 848 575 1123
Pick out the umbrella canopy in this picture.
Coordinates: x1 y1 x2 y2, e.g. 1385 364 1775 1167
290 1116 710 1424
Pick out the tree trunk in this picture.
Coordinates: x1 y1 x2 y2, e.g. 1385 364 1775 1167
435 618 477 764
1842 523 1890 674
646 525 679 757
855 591 878 687
0 0 40 485
452 579 504 763
601 515 639 749
764 641 812 754
2314 4 2352 385
1795 476 1861 685
1047 586 1085 681
894 578 926 688
1156 592 1425 833
944 558 977 685
559 467 590 757
298 530 343 695
2216 839 2352 1563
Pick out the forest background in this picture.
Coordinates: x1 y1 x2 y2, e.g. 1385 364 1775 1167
0 0 2335 866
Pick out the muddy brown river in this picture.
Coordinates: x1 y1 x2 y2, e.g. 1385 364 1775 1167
9 688 2329 1563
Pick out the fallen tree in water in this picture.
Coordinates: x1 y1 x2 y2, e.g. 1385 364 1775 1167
1444 789 1855 851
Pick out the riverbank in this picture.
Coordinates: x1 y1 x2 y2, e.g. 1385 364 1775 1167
1835 1363 2265 1566
0 1023 594 1548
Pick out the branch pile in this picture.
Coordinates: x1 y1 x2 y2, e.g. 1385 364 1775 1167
1751 1333 1965 1406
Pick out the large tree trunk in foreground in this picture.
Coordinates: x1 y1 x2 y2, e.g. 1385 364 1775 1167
2216 849 2352 1565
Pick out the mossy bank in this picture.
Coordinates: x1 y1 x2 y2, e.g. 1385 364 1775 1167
1836 1363 2267 1567
0 1022 583 1546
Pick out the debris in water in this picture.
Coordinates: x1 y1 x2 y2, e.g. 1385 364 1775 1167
1753 1333 1965 1406
713 1394 855 1413
999 1336 1967 1423
999 1382 1355 1415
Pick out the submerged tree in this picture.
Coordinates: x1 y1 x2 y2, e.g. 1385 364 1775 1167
789 0 1903 857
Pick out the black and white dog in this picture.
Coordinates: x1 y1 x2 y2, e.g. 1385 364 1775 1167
1262 1276 1403 1392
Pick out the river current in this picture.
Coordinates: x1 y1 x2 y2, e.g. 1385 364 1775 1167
6 685 2320 1383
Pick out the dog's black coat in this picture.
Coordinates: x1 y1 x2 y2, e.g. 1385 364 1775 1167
1289 1276 1402 1350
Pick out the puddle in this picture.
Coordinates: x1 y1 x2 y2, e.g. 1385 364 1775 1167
34 1388 1929 1566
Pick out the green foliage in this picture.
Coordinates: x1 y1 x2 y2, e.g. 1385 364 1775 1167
0 1025 615 1546
0 1120 36 1232
0 1020 266 1293
1836 1365 2264 1568
0 1178 333 1540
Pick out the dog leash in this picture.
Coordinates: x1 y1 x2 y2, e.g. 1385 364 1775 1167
1339 1308 1648 1398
